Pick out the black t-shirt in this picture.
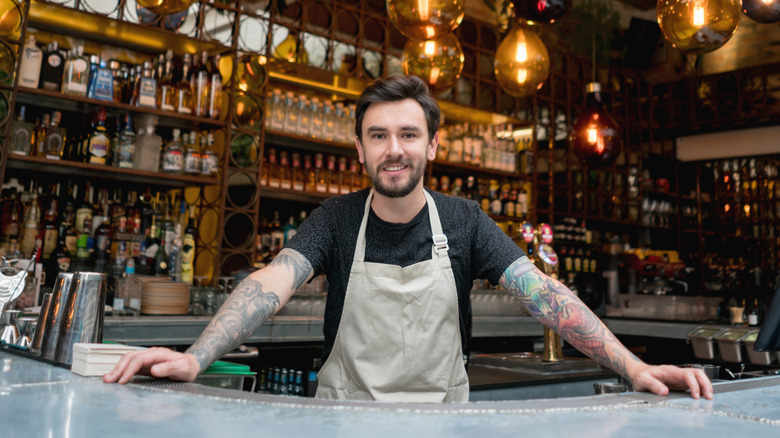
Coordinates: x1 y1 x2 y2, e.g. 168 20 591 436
285 187 526 362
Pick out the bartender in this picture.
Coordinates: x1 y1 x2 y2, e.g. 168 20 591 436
105 75 712 402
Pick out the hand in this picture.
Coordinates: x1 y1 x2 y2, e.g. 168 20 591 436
103 347 200 385
630 364 713 400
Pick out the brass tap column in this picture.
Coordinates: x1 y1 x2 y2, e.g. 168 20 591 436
534 224 563 362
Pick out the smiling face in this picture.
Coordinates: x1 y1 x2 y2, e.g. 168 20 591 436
356 98 438 199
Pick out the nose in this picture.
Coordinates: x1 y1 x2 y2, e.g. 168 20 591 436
386 134 403 157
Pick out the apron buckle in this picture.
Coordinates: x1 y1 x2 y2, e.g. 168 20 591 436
432 234 449 255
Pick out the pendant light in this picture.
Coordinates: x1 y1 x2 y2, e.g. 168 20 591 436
512 0 572 24
402 33 464 93
387 0 467 40
494 23 550 98
570 27 621 167
657 0 741 55
742 0 780 23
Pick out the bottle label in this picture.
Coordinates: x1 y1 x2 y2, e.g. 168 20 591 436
113 297 125 312
48 54 61 68
184 153 201 173
201 155 218 176
162 150 183 171
117 140 135 168
138 79 157 107
93 69 114 101
129 298 141 310
43 229 57 257
89 133 110 164
57 256 71 272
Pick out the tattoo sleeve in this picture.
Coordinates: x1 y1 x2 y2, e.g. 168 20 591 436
186 249 312 372
499 257 642 381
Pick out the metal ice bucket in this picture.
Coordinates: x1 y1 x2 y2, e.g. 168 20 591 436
54 272 107 365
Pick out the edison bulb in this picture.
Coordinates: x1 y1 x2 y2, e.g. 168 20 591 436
136 0 196 15
494 24 549 98
387 0 467 40
512 0 572 24
657 0 741 55
570 83 622 167
402 33 464 93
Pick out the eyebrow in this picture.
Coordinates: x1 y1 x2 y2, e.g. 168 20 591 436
366 126 423 133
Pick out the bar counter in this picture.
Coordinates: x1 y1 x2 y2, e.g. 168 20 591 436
101 315 727 346
2 350 779 437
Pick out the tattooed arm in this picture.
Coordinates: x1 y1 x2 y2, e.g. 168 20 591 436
104 248 313 384
500 256 713 400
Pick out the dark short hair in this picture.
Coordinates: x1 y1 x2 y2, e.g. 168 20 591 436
354 75 440 143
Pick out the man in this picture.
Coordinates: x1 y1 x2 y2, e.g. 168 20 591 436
105 75 712 402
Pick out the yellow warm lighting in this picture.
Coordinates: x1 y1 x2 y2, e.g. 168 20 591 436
744 204 751 216
424 40 436 56
402 32 463 93
587 126 598 145
137 0 195 15
724 204 731 213
517 69 527 84
388 0 466 40
657 0 740 55
494 24 549 98
571 82 622 167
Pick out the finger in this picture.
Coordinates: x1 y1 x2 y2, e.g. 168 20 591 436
117 348 173 384
103 350 144 383
695 369 714 400
150 358 189 380
683 370 700 399
641 376 669 396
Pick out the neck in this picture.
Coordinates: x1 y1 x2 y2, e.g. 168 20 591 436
370 185 427 224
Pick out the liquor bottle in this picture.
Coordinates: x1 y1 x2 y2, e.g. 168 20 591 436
283 91 297 133
153 225 169 277
94 205 112 274
270 89 285 131
9 105 34 155
62 46 89 96
279 151 292 190
75 181 93 235
349 158 361 192
19 35 42 88
87 58 114 101
159 51 176 111
192 51 210 117
310 97 324 139
291 153 304 191
208 53 222 119
200 133 219 177
33 115 48 158
41 187 59 261
43 111 66 160
304 155 315 192
74 215 93 271
177 53 193 114
161 128 184 174
314 153 327 193
133 117 162 172
44 223 72 287
266 148 280 188
183 131 201 175
20 185 40 258
323 101 336 142
334 102 346 143
39 41 65 91
181 206 196 284
88 108 111 165
297 94 311 137
113 112 136 169
110 60 123 103
134 61 158 107
338 156 350 194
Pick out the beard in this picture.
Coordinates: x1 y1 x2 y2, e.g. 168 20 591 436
366 156 427 198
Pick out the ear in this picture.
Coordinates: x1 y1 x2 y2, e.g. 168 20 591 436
356 137 365 164
427 131 439 162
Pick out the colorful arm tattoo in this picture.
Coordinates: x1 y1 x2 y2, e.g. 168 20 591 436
186 249 312 372
499 257 641 381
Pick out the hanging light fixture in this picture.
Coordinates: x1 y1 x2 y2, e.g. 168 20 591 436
494 23 550 98
742 0 780 23
402 33 464 93
512 0 572 24
657 0 741 55
387 0 467 40
570 82 622 166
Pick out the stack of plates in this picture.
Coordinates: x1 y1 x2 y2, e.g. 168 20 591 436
141 281 190 315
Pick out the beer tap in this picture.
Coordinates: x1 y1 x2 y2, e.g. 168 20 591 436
534 223 563 362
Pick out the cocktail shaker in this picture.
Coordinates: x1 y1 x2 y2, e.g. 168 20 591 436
54 272 107 365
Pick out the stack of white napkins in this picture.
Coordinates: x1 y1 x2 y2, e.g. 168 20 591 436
71 343 146 377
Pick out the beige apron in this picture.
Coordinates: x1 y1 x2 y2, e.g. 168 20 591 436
316 189 469 403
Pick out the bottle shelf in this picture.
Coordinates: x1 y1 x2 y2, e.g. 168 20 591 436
431 160 528 179
6 154 220 188
260 186 337 204
15 86 227 130
264 130 357 156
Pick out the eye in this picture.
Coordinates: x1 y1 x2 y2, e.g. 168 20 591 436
401 132 417 139
371 133 387 140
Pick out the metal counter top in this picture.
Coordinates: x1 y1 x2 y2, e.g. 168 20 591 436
2 351 779 437
102 315 718 346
